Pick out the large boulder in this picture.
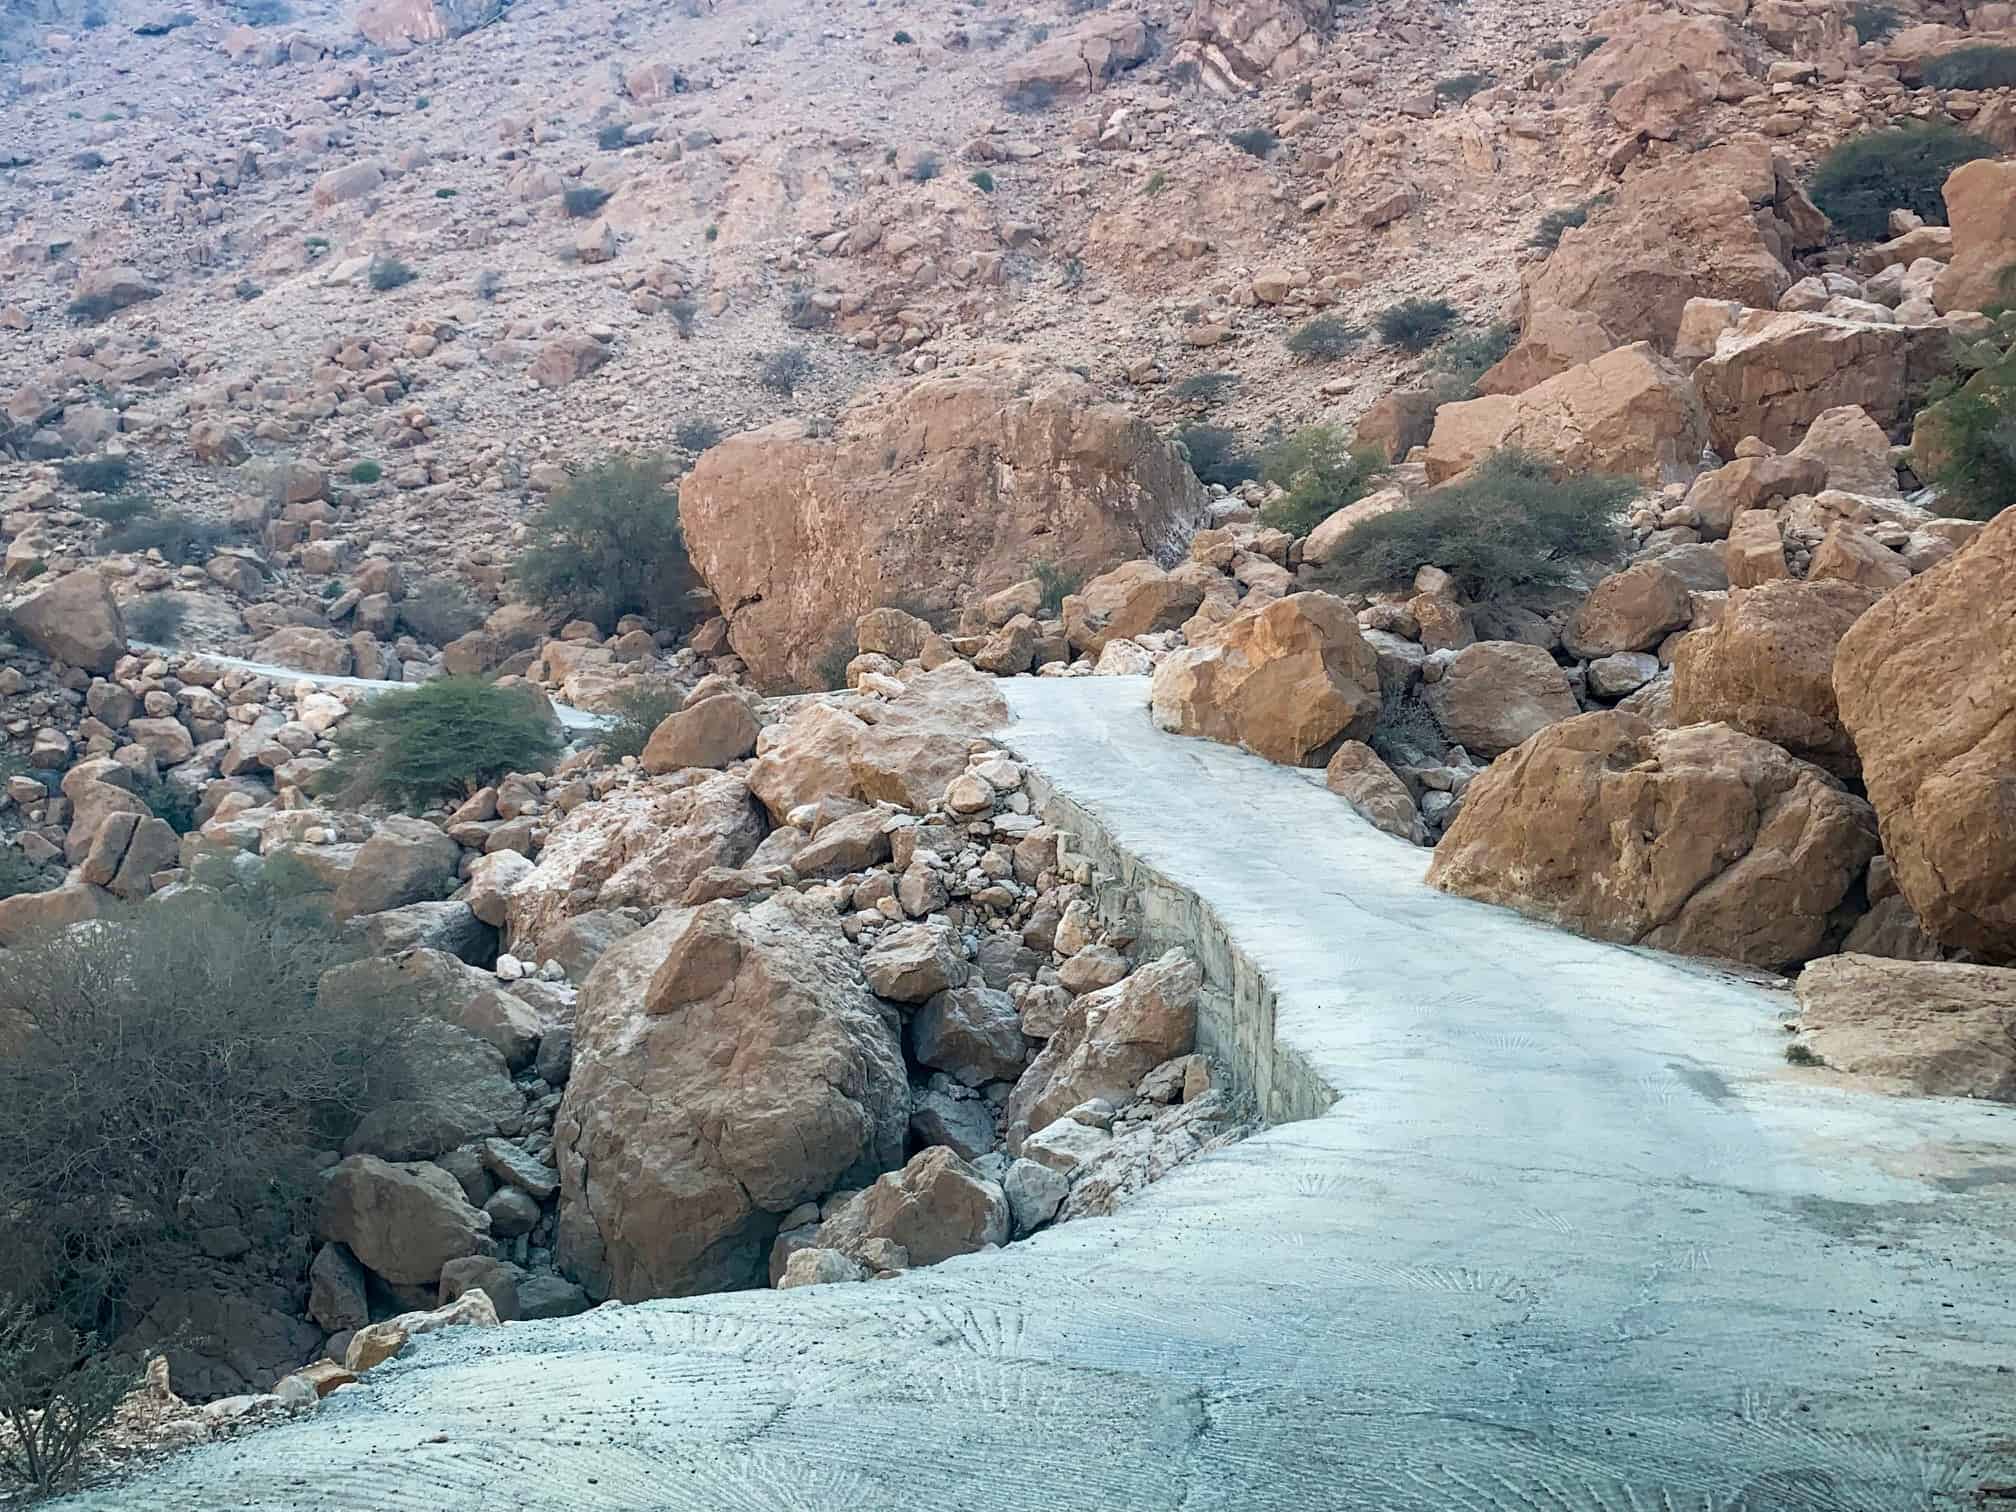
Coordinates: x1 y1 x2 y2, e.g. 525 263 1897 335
1561 562 1694 659
1520 141 1821 354
1834 511 2016 959
338 1016 523 1162
1177 0 1330 94
1426 714 1878 970
1671 579 1878 775
1062 560 1204 655
10 570 124 673
1792 954 2016 1102
1691 310 1955 453
333 816 461 919
640 693 760 774
1006 949 1200 1147
1001 12 1152 101
1422 343 1707 486
809 1147 1010 1268
1933 158 2016 316
325 950 540 1069
505 771 765 962
1150 592 1379 766
554 892 909 1301
355 0 492 47
679 363 1208 688
316 1155 489 1287
1423 641 1578 759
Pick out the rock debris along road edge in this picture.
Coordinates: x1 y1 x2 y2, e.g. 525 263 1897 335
128 644 611 733
74 676 2016 1511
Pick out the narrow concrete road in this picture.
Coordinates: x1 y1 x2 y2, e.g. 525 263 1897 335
75 677 2016 1510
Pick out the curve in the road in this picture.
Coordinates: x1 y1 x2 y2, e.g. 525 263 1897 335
69 676 2016 1511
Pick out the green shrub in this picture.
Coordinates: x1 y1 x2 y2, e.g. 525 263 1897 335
1579 34 1607 56
597 122 630 150
1178 425 1261 488
319 678 561 808
1286 315 1360 363
814 627 858 691
704 223 720 242
892 28 913 43
0 1304 139 1498
138 774 201 835
1227 127 1277 159
103 511 229 566
1531 202 1590 252
1912 354 2016 520
1173 371 1238 406
123 595 186 645
594 679 688 761
234 277 264 300
1259 426 1385 536
433 188 457 200
970 169 995 193
511 452 697 627
1369 682 1445 767
759 347 812 395
1032 560 1083 617
81 491 153 524
1808 124 1994 241
908 152 943 183
563 185 611 218
1375 297 1459 352
668 297 698 336
368 256 417 292
0 886 424 1442
1316 447 1631 599
1431 320 1517 399
1144 171 1167 196
1435 71 1495 103
1923 45 2016 90
58 455 131 494
397 576 486 645
675 418 722 452
1848 1 1898 42
349 459 382 484
0 844 58 902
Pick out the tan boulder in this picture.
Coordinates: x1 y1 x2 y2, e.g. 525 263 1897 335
1671 579 1878 775
1834 510 2016 958
1571 10 1758 105
505 771 765 961
1933 158 2016 316
255 625 353 675
1792 954 2016 1102
1324 741 1422 843
0 881 104 949
1788 405 1899 498
1427 713 1878 969
1001 12 1152 101
1682 452 1826 538
1474 302 1611 396
1006 949 1200 1146
1422 343 1706 486
1299 485 1407 566
1062 559 1203 654
1608 61 1709 140
345 1290 499 1374
10 569 124 673
72 265 161 314
1523 141 1820 349
1807 523 1910 593
332 816 461 919
1149 592 1379 766
529 334 611 391
640 693 760 774
856 606 934 661
312 160 385 209
1351 387 1440 463
1724 508 1790 587
554 893 908 1300
810 1147 1010 1269
1691 309 1954 453
1562 562 1694 658
1422 641 1578 759
679 363 1207 689
354 0 489 47
316 1155 489 1287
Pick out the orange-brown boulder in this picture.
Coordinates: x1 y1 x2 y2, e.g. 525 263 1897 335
1933 157 2016 315
1834 510 2016 959
1791 954 2016 1102
1426 713 1878 969
1149 592 1379 766
1670 578 1878 776
680 364 1207 689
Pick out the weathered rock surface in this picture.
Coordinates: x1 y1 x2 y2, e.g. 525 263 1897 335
1671 579 1878 776
1793 954 2016 1102
680 365 1208 688
11 571 124 673
1150 592 1378 766
1323 740 1421 843
1933 157 2016 316
640 694 760 774
555 892 908 1300
1423 343 1707 486
1177 0 1330 93
1423 641 1578 759
1427 714 1878 969
810 1147 1010 1268
1835 511 2016 959
1562 563 1694 658
316 1155 489 1288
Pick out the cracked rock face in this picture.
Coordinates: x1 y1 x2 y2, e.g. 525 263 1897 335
554 891 908 1301
1426 711 1878 970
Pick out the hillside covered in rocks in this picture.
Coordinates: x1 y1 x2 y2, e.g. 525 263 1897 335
5 0 2016 1494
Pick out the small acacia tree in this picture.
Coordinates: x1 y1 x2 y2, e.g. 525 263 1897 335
318 678 561 808
1807 124 1993 240
1259 425 1385 536
511 452 697 628
1317 447 1631 599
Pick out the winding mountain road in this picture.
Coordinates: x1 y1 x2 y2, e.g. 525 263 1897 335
74 676 2016 1511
